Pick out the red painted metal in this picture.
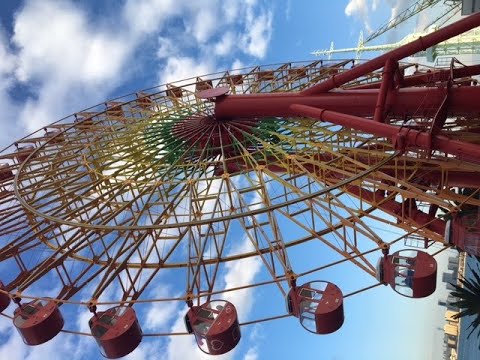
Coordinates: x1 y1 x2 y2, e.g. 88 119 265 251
210 14 480 166
0 281 10 312
0 163 14 182
287 281 344 334
136 92 154 109
352 64 480 90
378 250 437 298
215 87 480 119
44 130 64 144
346 185 446 236
14 145 35 163
373 59 396 123
106 102 124 118
13 299 64 345
289 104 480 163
302 11 480 94
184 300 241 355
446 210 480 256
75 117 94 131
197 87 229 99
89 306 142 359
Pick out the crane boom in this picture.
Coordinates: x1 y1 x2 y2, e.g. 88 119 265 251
364 0 443 44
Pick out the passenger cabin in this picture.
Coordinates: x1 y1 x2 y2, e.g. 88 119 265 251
0 163 14 183
13 299 64 345
136 93 153 109
226 74 243 86
44 130 64 144
446 210 480 256
0 281 10 312
256 70 275 81
184 300 241 355
166 85 183 99
14 145 35 163
377 250 437 298
106 102 124 118
287 281 344 334
89 306 142 359
75 112 96 131
195 78 213 92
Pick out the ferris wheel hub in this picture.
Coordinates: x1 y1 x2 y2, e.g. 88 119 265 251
196 86 229 99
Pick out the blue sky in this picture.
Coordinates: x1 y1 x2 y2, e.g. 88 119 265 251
0 1 461 360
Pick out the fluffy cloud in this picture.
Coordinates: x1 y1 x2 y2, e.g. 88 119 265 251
345 0 373 33
345 0 417 35
243 347 259 360
14 1 124 83
0 29 21 145
0 0 276 139
122 0 181 36
11 0 134 131
144 286 179 331
153 0 274 84
241 5 273 59
214 32 236 57
158 56 214 86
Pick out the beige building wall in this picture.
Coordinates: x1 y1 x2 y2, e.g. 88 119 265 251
444 323 459 336
445 310 459 323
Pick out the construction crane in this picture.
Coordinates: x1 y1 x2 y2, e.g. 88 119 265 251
311 26 480 64
311 0 463 60
363 0 461 44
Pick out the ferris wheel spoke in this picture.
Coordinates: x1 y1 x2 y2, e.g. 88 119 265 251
88 178 212 299
186 221 231 304
225 177 292 296
184 175 233 301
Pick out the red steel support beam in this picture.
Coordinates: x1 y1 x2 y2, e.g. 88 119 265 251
301 12 480 94
215 86 480 119
346 185 447 236
373 59 396 123
254 161 449 236
351 64 480 90
289 104 480 163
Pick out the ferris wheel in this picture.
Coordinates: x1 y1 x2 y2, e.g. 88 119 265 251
0 12 480 359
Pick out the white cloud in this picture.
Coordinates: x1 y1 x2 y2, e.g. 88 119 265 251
221 0 241 23
241 6 273 59
0 28 21 145
11 0 134 131
0 325 84 360
158 56 214 85
0 330 27 360
243 347 259 360
386 0 415 23
122 0 181 36
345 0 417 36
231 59 246 72
144 287 179 331
214 32 236 57
345 0 372 33
0 32 15 76
157 37 179 59
190 7 218 44
13 0 127 84
222 244 262 321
